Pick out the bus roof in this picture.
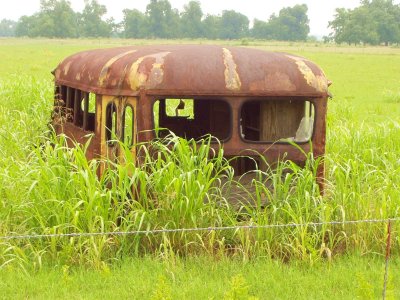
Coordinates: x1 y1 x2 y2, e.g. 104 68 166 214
53 44 330 98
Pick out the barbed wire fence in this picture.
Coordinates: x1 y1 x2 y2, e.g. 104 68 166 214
1 217 398 299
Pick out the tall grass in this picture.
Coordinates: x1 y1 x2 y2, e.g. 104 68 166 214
0 76 399 271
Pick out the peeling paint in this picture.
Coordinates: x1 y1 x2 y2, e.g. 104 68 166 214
286 55 327 93
63 61 72 76
128 57 147 90
222 48 241 91
98 50 137 87
128 52 170 91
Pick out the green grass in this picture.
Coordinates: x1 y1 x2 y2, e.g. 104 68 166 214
0 38 399 296
1 255 399 299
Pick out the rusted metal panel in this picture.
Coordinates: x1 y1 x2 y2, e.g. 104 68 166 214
53 122 100 161
53 45 329 98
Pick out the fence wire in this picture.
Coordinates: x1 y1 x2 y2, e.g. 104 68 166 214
1 217 399 241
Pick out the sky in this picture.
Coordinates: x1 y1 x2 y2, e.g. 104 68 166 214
0 0 380 37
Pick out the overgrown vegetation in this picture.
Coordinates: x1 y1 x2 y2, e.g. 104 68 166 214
0 40 399 274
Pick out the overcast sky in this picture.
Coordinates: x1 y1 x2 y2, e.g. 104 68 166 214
1 0 396 37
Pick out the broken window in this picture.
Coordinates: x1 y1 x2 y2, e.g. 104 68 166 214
55 85 96 132
65 86 75 122
123 105 135 147
80 92 96 131
240 99 314 143
153 98 231 141
105 102 117 145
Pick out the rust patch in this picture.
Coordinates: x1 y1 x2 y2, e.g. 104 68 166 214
76 63 88 81
98 50 137 87
250 72 296 91
222 48 241 91
128 52 170 91
286 55 327 93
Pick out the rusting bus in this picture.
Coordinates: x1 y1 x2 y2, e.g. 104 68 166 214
52 45 331 191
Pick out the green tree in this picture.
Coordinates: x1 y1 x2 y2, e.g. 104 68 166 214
123 9 148 38
145 0 180 38
328 8 352 44
202 14 221 39
329 0 400 45
219 10 249 39
269 4 310 41
251 19 272 39
16 0 77 38
38 0 78 38
15 16 30 37
366 0 400 45
0 19 16 37
180 1 203 38
78 0 112 37
15 14 39 37
167 8 182 38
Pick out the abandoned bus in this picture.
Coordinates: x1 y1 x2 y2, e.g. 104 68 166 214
52 45 330 189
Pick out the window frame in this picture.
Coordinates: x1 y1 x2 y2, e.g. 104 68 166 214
151 97 233 143
105 102 118 147
238 97 317 145
122 104 135 148
56 85 96 132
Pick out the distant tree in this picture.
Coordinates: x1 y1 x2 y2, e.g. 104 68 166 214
107 17 120 37
219 10 249 39
328 8 352 44
269 4 310 41
167 8 182 38
180 1 203 38
15 16 29 37
16 0 77 38
145 0 180 38
251 19 272 39
123 9 148 38
202 14 221 39
329 0 400 45
38 0 78 37
329 6 378 45
0 19 16 37
366 0 400 45
78 0 112 37
15 14 40 37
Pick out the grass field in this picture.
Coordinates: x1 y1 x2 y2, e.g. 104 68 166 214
0 38 399 298
1 256 400 299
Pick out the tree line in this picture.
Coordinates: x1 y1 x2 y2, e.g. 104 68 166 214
1 0 399 45
0 0 310 41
